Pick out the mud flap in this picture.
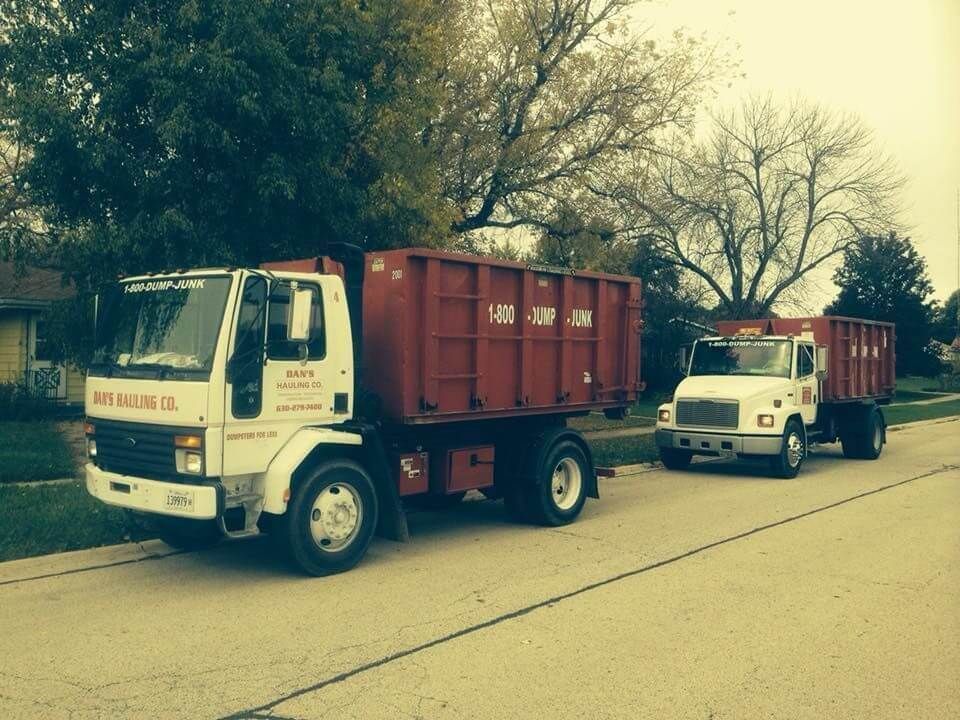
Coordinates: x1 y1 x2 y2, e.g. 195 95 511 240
356 424 410 542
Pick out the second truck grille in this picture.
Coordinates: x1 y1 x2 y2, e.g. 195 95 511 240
676 399 739 429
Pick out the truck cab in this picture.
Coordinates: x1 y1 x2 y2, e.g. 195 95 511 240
84 267 363 565
655 332 886 478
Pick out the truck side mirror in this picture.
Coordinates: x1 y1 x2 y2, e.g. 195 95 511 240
287 284 314 343
678 346 689 376
815 345 829 380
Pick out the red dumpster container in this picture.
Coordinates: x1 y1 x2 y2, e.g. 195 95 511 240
362 249 643 424
715 316 895 401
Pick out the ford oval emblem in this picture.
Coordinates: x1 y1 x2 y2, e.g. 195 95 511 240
125 437 137 448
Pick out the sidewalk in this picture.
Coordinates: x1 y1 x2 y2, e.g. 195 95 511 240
898 392 960 406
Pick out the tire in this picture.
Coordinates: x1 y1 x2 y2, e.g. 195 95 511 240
659 447 693 470
284 460 378 576
155 517 222 551
524 440 590 526
841 408 884 460
769 418 805 479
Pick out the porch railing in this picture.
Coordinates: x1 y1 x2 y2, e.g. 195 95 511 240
25 367 63 401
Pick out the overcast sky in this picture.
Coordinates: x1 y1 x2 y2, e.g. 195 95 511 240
643 0 960 304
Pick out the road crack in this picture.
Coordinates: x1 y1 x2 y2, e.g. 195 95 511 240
219 463 958 720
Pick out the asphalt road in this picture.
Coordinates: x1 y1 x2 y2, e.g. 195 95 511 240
1 421 957 719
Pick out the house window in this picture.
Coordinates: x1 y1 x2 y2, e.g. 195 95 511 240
34 319 52 361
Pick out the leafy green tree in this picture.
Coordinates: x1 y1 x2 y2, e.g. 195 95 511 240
0 0 453 284
933 289 959 344
825 233 941 376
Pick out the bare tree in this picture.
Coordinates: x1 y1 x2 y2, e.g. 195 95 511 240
612 97 903 318
434 0 724 237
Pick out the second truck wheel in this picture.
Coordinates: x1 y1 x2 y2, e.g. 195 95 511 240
769 418 805 479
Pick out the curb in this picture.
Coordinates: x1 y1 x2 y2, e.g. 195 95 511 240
3 477 81 489
885 415 960 432
2 414 957 585
0 539 180 587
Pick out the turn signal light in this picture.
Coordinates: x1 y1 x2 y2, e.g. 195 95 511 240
757 414 775 428
174 435 202 449
84 422 96 435
658 409 671 423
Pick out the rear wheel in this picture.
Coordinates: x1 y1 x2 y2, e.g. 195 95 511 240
659 447 693 470
284 460 378 576
769 419 805 479
841 407 884 459
524 440 590 526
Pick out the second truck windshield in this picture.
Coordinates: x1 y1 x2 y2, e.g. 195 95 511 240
688 338 792 378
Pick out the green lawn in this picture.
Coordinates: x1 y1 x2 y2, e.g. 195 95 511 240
569 413 655 432
891 389 948 404
895 376 943 393
589 434 659 468
884 399 960 426
0 422 76 484
0 482 152 562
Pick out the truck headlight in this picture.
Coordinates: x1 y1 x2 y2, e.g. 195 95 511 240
757 414 775 428
658 409 671 423
184 451 202 474
87 439 97 458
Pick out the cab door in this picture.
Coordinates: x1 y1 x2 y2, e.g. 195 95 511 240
221 276 335 478
795 342 818 425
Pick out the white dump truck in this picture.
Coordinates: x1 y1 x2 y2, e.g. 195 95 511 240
83 246 642 575
655 316 895 478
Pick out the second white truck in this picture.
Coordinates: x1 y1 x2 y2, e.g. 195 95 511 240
655 316 895 478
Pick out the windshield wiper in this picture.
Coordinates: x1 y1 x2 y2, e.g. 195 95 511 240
121 362 171 379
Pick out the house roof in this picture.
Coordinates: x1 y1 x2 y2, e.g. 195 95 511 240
0 261 75 309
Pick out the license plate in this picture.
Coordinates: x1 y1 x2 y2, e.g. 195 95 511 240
164 489 195 512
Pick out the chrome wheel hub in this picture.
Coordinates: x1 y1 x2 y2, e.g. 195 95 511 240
551 457 583 511
872 422 882 450
310 483 362 551
786 432 804 467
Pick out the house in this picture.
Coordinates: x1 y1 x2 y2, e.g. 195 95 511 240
0 261 85 408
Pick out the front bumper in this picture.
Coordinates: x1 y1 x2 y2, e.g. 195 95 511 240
85 463 222 519
655 429 781 456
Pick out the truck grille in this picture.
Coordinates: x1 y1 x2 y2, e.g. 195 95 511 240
676 399 739 429
91 418 197 481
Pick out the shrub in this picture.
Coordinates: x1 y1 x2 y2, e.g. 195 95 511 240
0 380 56 421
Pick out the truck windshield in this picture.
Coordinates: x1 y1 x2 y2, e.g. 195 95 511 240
689 339 793 378
90 276 232 379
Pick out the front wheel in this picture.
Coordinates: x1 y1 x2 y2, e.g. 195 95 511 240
284 460 378 576
659 447 693 470
524 440 590 526
769 419 805 479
